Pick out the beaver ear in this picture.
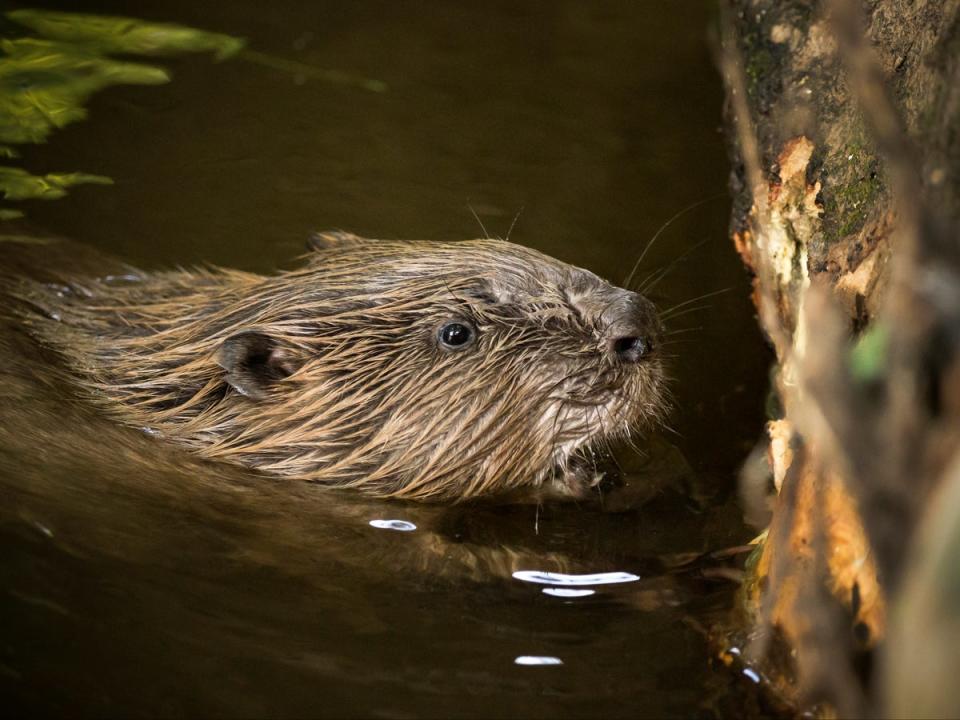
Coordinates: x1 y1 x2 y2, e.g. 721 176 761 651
306 230 372 252
216 331 298 401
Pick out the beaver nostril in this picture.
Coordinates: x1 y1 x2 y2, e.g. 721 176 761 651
611 336 652 363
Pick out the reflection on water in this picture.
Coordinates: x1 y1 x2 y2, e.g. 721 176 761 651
514 656 564 667
1 0 772 717
369 519 418 532
512 571 641 586
542 588 595 598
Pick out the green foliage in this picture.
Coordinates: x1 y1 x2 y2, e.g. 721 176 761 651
0 166 112 201
0 8 385 219
6 9 246 60
0 37 170 145
0 9 246 219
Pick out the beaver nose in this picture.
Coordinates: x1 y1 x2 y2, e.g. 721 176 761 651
611 335 653 363
605 290 659 364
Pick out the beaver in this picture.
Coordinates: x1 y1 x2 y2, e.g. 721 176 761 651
2 231 666 501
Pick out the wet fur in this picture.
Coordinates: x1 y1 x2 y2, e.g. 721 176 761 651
3 234 666 501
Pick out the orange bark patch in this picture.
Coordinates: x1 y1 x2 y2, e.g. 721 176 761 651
753 451 886 650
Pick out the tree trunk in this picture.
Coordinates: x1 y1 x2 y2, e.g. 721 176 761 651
719 0 960 715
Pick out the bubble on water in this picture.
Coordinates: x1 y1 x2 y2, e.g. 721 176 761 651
368 519 417 532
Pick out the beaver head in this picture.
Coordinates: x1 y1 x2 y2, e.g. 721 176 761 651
28 232 667 501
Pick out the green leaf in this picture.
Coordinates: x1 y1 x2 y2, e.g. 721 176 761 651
7 9 246 61
849 324 889 382
0 165 113 201
0 208 25 220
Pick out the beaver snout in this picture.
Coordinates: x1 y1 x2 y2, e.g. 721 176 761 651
603 290 661 364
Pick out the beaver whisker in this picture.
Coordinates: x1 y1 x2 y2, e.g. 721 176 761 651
621 193 726 290
635 236 715 295
464 204 493 240
663 326 704 337
659 287 731 320
504 207 524 243
660 304 716 323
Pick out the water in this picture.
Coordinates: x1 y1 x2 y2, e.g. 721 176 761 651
1 1 772 716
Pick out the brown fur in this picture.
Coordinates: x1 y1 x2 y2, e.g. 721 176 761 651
4 233 666 501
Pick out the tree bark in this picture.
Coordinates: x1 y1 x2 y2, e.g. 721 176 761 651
719 0 960 715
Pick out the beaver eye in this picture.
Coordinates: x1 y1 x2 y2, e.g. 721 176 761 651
438 322 474 349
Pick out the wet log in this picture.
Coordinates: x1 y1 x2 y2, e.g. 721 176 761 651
719 0 960 715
